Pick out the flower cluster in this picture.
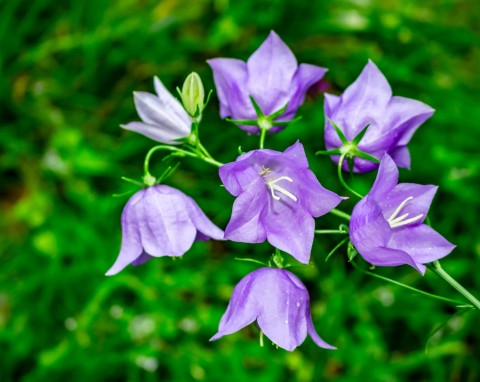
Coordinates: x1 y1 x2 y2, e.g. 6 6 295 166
106 31 477 353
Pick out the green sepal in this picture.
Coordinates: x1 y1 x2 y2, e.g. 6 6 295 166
352 123 370 145
238 146 244 155
249 96 265 117
352 148 380 163
176 86 182 99
271 115 302 126
121 176 144 187
326 117 348 145
157 162 180 184
316 148 342 156
269 102 289 120
201 89 213 112
226 118 259 126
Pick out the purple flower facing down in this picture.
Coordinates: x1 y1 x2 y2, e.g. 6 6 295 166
349 155 455 274
122 77 191 144
220 141 344 264
208 31 327 134
324 60 435 172
211 267 336 351
106 185 223 276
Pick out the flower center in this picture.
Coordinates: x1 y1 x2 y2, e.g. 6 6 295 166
387 196 423 228
259 165 297 202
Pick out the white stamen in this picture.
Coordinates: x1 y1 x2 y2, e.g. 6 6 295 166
266 176 297 202
389 214 424 228
387 196 423 228
387 196 413 222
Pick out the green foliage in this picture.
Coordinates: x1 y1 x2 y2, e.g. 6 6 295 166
1 0 479 381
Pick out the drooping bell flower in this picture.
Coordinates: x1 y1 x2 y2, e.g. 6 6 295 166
324 60 435 172
219 141 344 264
349 154 455 274
121 77 192 144
106 185 224 275
208 31 327 134
211 267 336 351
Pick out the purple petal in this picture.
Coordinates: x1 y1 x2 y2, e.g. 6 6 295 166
369 154 399 200
301 170 345 217
264 202 315 264
210 273 258 341
139 187 197 257
131 251 153 266
246 31 298 115
224 178 268 243
255 269 308 351
350 198 391 247
331 60 392 141
389 145 411 169
385 96 435 146
182 194 224 241
121 122 185 145
283 141 309 168
106 191 145 276
219 158 260 196
389 225 455 264
207 58 254 120
306 310 336 350
379 183 438 225
286 63 327 116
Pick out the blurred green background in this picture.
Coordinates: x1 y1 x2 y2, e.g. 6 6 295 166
1 0 479 381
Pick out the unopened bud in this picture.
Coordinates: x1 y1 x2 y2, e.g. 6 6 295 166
181 72 205 118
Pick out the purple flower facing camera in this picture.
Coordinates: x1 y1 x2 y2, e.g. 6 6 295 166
211 267 335 351
349 155 455 274
219 141 344 264
208 31 327 134
324 60 435 172
106 185 223 275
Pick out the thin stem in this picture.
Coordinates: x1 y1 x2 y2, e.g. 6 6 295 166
325 237 350 262
429 261 480 311
338 152 363 199
350 260 470 307
315 229 347 235
259 128 267 149
144 145 222 179
330 208 351 221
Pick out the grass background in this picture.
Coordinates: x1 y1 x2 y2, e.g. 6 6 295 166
1 0 479 381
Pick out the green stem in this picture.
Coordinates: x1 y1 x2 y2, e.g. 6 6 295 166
325 237 350 262
351 260 471 307
330 208 351 221
429 261 480 311
144 145 222 179
315 229 347 235
338 152 363 199
259 128 267 149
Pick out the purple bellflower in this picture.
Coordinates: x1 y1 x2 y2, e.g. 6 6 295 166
208 31 327 134
106 185 223 275
219 141 344 264
349 155 455 274
122 77 192 144
211 267 336 351
324 60 435 172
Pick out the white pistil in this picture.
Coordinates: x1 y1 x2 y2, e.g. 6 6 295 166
387 196 423 228
266 176 297 202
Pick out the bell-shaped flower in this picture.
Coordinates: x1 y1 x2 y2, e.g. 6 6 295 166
208 31 327 134
106 185 224 275
219 141 344 264
324 60 434 172
121 77 192 144
210 267 336 351
349 154 455 274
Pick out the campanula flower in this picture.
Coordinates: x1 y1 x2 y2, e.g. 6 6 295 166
219 141 344 264
349 154 455 274
211 267 336 351
208 31 327 134
122 77 192 144
106 185 223 275
324 60 435 172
